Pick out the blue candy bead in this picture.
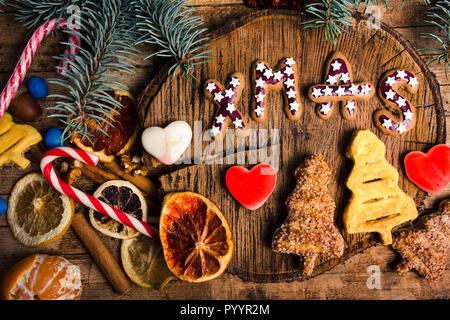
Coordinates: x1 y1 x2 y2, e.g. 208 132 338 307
27 76 48 99
45 128 64 149
0 198 7 217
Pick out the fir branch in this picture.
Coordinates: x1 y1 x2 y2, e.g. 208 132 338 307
1 0 80 30
47 0 139 143
302 0 354 44
419 1 449 78
135 0 212 83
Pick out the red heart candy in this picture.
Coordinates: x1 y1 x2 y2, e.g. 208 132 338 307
225 164 277 210
404 144 450 194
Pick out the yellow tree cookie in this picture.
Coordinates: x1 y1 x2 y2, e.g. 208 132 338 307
0 113 42 169
343 130 417 245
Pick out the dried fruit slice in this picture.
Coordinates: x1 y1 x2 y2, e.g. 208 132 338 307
121 234 175 290
89 180 147 239
7 173 74 247
160 192 233 283
71 90 137 163
0 254 82 300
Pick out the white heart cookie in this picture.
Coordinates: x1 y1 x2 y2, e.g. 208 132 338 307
141 121 192 165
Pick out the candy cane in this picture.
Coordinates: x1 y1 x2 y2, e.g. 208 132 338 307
0 18 81 121
40 147 159 240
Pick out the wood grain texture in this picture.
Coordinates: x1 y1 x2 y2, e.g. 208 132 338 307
140 10 446 282
0 0 449 299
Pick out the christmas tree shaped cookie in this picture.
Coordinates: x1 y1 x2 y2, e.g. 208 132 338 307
272 154 345 276
392 199 450 280
343 130 418 245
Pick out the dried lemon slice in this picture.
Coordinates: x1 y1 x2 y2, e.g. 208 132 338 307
89 180 147 239
7 173 74 247
121 234 175 290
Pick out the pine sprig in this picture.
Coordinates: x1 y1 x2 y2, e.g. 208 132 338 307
47 0 139 143
135 0 212 83
419 1 449 78
1 0 79 30
302 0 354 44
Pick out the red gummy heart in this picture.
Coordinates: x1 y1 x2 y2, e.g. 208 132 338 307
225 164 277 210
404 144 450 194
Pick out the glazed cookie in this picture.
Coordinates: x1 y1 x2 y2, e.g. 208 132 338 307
308 52 374 120
251 58 301 122
204 73 248 139
374 69 418 135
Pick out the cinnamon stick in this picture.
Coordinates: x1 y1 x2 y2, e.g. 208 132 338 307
71 213 132 294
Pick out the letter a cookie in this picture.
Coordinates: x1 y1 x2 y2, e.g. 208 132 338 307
343 130 418 245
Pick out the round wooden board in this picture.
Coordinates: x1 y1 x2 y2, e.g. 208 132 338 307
138 10 445 282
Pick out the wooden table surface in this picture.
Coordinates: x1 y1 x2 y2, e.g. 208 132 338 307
0 0 449 300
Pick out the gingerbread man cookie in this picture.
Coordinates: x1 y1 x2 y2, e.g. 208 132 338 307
374 69 418 135
251 57 301 122
308 52 374 120
204 73 248 138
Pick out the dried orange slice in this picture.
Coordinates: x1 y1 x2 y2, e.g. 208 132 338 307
89 180 147 239
121 234 175 290
7 173 74 247
160 192 233 283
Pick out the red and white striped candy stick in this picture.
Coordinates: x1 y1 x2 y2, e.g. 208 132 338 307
0 18 81 121
40 147 159 240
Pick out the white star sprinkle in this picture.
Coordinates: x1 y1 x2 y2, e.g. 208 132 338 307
285 57 295 66
349 84 360 95
284 78 295 88
345 101 356 113
230 77 240 87
326 74 338 85
320 103 331 115
361 84 371 95
255 78 265 88
215 114 226 124
385 89 396 100
385 76 397 86
255 92 265 103
226 103 236 113
397 122 407 134
409 77 418 88
336 86 346 97
206 82 216 92
331 60 342 71
403 109 414 121
286 89 297 99
312 87 322 98
233 118 243 128
396 96 406 107
214 92 224 102
340 73 350 83
289 101 300 111
256 62 266 72
254 106 264 117
264 68 273 78
210 126 221 136
284 66 294 77
224 88 234 98
323 86 333 96
382 118 392 129
397 70 407 80
273 71 283 81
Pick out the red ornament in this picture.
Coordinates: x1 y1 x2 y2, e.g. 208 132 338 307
404 144 450 194
225 164 277 210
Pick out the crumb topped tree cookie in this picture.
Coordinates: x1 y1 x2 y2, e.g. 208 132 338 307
392 199 450 281
343 130 418 245
272 154 345 276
